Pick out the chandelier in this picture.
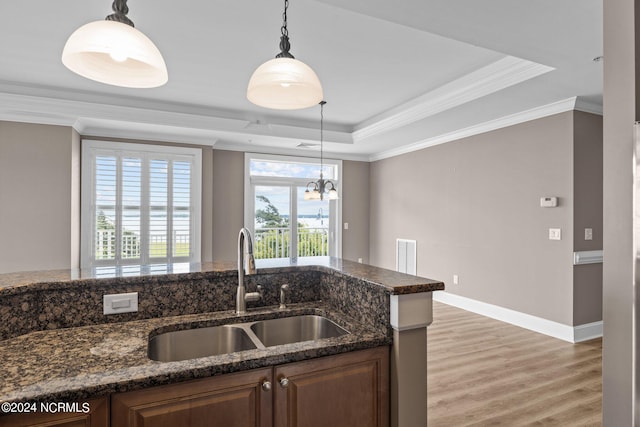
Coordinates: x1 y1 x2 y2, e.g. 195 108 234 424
304 101 338 201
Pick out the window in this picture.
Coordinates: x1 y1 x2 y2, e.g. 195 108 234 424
81 140 202 267
244 153 342 260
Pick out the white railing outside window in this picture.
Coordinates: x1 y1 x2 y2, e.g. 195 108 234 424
95 230 191 260
254 227 329 259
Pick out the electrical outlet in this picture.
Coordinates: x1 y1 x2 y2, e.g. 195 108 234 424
103 292 138 315
585 228 593 240
453 274 459 285
549 228 562 241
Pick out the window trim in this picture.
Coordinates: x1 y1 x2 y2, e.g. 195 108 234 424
244 152 342 259
81 140 202 268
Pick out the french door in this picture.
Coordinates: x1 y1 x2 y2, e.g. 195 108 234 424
244 153 341 260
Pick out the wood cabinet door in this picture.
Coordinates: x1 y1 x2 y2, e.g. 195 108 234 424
0 397 109 427
273 347 389 427
111 368 272 427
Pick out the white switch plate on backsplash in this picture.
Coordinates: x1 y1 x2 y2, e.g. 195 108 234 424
103 292 138 315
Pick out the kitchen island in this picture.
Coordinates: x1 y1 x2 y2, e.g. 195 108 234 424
0 257 444 426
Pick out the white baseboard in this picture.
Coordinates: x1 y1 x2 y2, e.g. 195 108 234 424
433 291 603 343
573 321 604 342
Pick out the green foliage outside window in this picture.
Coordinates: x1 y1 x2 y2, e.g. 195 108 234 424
253 196 328 259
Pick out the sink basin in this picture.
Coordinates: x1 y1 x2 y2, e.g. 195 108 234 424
149 325 257 362
250 315 349 347
148 315 350 362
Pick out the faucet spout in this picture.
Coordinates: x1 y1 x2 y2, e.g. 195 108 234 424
237 228 259 315
239 228 257 276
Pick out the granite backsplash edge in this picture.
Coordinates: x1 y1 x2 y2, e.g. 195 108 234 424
0 267 392 341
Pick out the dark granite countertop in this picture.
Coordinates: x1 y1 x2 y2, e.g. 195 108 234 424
0 258 443 405
0 257 444 296
0 302 389 404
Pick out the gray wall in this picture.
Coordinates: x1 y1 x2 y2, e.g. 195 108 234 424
0 127 369 270
0 121 80 273
211 149 244 262
602 0 636 424
572 111 603 325
342 160 370 263
370 111 602 326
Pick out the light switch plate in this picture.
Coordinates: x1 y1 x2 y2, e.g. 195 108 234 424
585 228 593 240
549 228 562 241
103 292 138 315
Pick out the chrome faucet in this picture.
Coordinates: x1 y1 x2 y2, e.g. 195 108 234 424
237 228 261 315
279 284 289 310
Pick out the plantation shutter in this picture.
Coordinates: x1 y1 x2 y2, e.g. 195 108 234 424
82 141 201 268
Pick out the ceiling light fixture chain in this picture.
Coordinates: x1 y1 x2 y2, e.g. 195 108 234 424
304 101 338 201
106 0 134 27
276 0 294 59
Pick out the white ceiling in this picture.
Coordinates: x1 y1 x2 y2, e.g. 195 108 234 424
0 0 602 161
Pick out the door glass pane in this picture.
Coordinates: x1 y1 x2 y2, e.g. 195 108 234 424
250 159 336 180
297 187 330 257
254 186 290 259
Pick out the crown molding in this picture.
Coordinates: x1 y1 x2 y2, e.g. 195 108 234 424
368 97 579 162
574 98 603 115
77 119 220 147
353 56 554 142
0 88 352 148
0 81 598 162
213 141 369 162
0 91 251 132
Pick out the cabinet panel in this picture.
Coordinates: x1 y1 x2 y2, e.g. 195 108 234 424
274 347 389 427
111 368 272 427
0 397 109 427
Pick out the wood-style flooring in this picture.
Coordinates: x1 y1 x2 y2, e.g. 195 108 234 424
427 301 602 426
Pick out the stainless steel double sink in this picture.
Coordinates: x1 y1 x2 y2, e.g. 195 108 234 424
148 315 349 362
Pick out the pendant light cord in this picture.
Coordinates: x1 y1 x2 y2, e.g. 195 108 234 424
319 100 326 179
106 0 134 27
281 0 289 38
276 0 294 59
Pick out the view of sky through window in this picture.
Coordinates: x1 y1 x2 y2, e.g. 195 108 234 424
250 159 336 223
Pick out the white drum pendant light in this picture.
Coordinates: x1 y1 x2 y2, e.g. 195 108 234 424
62 0 168 88
247 0 323 110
